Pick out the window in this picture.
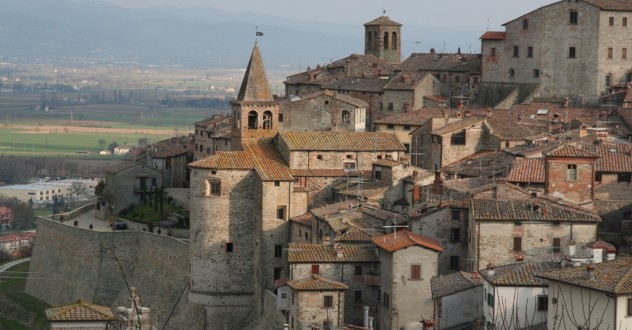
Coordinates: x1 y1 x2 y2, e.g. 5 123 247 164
410 264 421 280
404 125 411 131
624 211 631 220
341 110 350 124
538 295 549 311
513 46 519 57
487 293 494 307
450 228 461 242
566 164 577 181
523 19 529 29
274 245 283 257
509 68 515 78
274 181 280 187
534 69 540 78
262 111 273 129
277 206 287 220
490 47 496 56
278 113 284 122
553 238 561 252
595 172 602 182
199 144 203 152
323 295 333 308
343 161 356 170
355 265 363 276
606 74 612 87
570 11 578 24
207 179 221 196
452 211 460 220
375 170 382 180
311 265 320 274
513 237 522 252
248 111 258 129
624 17 628 27
624 48 628 59
225 242 234 253
450 256 460 270
274 267 282 280
609 16 614 26
388 103 394 110
404 143 410 153
608 47 613 59
383 31 389 50
527 46 533 58
392 32 397 50
354 290 362 302
207 147 211 154
317 155 323 160
628 298 632 316
383 292 390 307
451 130 466 145
387 124 394 130
569 47 576 58
618 173 632 183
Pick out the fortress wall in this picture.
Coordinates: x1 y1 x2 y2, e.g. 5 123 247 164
25 218 205 329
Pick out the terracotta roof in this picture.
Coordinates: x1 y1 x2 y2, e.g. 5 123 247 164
623 90 632 109
485 118 536 141
287 275 348 291
480 262 561 287
372 159 402 167
384 72 431 90
471 199 601 223
310 201 359 219
538 256 632 294
372 230 443 253
583 0 632 11
431 272 483 299
290 212 314 226
506 158 545 183
364 16 402 26
582 144 632 173
193 115 230 128
373 108 445 126
431 118 485 136
287 90 368 108
0 234 30 242
442 177 496 193
424 95 448 103
543 145 599 158
279 131 404 151
480 31 506 40
288 242 378 263
236 43 273 102
508 102 606 133
45 300 114 321
335 228 374 243
587 240 617 253
189 141 293 181
291 169 364 177
441 150 515 179
399 53 481 73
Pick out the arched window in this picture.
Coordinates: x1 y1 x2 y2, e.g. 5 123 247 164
263 111 273 129
383 32 389 50
366 31 372 50
523 19 529 29
248 111 258 129
374 32 378 48
341 110 350 124
392 32 397 50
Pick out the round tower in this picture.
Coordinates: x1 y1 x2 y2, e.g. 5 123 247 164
364 15 402 65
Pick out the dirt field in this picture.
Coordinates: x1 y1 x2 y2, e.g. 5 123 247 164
8 124 185 135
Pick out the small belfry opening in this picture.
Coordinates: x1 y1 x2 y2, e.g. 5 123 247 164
248 111 258 129
263 111 273 129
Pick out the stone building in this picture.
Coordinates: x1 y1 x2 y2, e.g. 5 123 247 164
0 206 12 229
286 275 347 330
193 115 231 161
431 271 483 330
372 230 442 330
480 0 632 106
142 136 193 188
364 16 402 65
279 90 368 132
103 161 162 215
287 242 379 326
468 197 601 271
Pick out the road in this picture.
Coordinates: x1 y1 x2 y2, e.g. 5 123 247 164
0 257 31 274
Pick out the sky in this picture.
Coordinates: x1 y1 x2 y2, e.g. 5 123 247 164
77 0 556 31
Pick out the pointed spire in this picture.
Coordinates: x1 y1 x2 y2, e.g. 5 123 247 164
237 42 273 102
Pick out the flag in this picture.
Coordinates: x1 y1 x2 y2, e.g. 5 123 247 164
256 31 264 36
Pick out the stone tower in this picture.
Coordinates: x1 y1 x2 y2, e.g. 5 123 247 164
364 16 402 65
231 42 280 150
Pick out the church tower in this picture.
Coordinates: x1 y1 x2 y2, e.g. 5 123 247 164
231 42 280 150
364 16 402 65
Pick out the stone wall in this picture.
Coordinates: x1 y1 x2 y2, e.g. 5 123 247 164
25 218 204 329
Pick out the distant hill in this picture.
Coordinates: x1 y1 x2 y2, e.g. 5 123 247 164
0 0 480 69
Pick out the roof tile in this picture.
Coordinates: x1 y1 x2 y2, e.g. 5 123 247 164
372 230 443 253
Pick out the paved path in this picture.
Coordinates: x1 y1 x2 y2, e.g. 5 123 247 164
0 257 31 275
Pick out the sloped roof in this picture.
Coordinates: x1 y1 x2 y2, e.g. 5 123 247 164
486 118 536 141
287 275 348 291
583 0 632 11
471 199 601 223
372 230 443 253
538 256 632 294
384 72 431 90
582 144 632 173
431 272 483 299
480 262 561 287
431 118 485 136
288 242 378 263
104 161 154 174
322 76 389 93
399 52 481 73
287 89 368 108
480 31 506 40
506 158 545 183
364 16 402 26
45 300 114 322
279 131 404 151
237 43 273 102
544 145 599 158
373 108 445 126
335 227 375 243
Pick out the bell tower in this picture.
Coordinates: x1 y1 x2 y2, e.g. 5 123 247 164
231 42 280 150
364 15 402 65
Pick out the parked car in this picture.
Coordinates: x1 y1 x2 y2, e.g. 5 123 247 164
112 221 128 231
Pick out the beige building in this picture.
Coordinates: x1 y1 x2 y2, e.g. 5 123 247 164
480 0 632 106
286 275 347 330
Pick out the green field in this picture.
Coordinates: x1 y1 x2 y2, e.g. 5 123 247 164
0 262 49 330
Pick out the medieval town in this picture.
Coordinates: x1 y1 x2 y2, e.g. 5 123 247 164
2 0 632 330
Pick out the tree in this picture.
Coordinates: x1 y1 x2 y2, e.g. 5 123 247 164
70 181 87 200
98 139 106 149
108 141 119 153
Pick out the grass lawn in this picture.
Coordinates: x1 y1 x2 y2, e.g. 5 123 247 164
0 262 49 329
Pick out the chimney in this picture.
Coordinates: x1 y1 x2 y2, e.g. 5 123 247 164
486 263 495 277
515 255 524 262
471 271 479 279
568 240 576 257
563 97 570 108
323 235 331 245
422 320 435 330
586 265 595 280
363 306 370 328
334 243 344 260
431 48 438 61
